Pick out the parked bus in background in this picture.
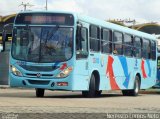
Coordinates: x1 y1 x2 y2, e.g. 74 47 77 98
8 11 157 98
156 54 160 88
154 36 160 88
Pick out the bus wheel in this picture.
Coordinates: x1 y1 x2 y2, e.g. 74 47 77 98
122 76 140 96
95 90 102 97
36 88 45 97
82 74 96 98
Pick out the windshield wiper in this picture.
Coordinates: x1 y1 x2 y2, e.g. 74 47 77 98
44 25 60 45
39 25 60 62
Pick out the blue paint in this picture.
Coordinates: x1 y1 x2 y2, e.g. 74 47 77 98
53 62 60 68
100 57 104 67
146 60 151 77
134 59 138 70
119 56 130 88
135 59 138 67
93 58 99 64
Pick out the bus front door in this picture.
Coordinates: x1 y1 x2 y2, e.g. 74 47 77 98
75 23 89 90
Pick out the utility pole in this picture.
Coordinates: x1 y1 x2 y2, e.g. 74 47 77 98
19 2 34 11
45 0 48 10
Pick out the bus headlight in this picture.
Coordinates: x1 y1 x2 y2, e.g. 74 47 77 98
56 67 73 78
10 65 23 77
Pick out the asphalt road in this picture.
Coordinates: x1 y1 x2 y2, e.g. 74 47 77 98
0 88 160 118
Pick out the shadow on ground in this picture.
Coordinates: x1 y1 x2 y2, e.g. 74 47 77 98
0 90 145 99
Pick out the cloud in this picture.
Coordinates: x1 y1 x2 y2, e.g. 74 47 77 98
76 0 160 23
0 0 37 15
48 0 84 14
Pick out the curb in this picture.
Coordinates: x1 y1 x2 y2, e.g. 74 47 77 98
0 85 9 89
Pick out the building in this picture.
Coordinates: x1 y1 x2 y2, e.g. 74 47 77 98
0 14 16 39
0 14 16 85
131 23 160 35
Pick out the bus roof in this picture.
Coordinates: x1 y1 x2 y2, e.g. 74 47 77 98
16 11 156 41
16 10 76 16
77 14 156 41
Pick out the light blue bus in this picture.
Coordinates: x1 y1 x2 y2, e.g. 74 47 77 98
155 54 160 88
9 11 157 97
154 39 160 88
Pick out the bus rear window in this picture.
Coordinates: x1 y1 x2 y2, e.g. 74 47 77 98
15 13 74 26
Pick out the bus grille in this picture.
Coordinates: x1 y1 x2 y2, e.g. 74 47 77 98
21 65 59 72
25 73 54 78
27 80 50 85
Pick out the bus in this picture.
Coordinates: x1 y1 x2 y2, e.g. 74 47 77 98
154 37 160 88
8 11 157 98
155 53 160 88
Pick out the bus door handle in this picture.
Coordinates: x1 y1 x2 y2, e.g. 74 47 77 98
90 54 94 56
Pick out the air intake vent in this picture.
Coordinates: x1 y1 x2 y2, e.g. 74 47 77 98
21 65 59 72
28 80 50 85
26 73 53 77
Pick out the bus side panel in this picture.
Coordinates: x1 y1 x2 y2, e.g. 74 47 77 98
98 54 111 90
72 60 90 91
98 55 136 90
98 55 156 91
140 59 157 89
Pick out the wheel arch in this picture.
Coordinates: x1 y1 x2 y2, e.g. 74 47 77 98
136 73 141 88
92 70 100 91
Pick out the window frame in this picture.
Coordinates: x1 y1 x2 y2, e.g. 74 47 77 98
142 38 151 59
133 36 142 58
101 28 112 54
76 26 89 59
123 33 133 57
151 40 156 60
113 31 123 56
89 25 100 52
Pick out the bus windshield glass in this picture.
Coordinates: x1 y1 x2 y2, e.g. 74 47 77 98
12 26 73 63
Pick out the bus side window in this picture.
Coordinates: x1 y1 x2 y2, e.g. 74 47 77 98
89 25 100 52
157 57 160 69
151 41 156 60
133 37 142 58
123 34 133 57
142 39 150 59
101 28 112 54
113 32 123 55
76 27 88 59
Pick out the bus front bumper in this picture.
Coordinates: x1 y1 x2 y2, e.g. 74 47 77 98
9 74 73 90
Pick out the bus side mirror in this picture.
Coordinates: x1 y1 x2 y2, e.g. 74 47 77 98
76 26 82 50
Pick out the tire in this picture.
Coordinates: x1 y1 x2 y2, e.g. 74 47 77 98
82 74 96 98
95 90 102 97
122 90 130 96
36 88 45 97
122 76 140 96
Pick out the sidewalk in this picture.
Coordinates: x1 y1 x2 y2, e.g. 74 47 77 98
0 85 9 89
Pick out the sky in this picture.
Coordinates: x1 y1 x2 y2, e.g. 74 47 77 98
0 0 160 23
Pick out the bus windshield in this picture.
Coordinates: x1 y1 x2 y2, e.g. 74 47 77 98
12 26 73 63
